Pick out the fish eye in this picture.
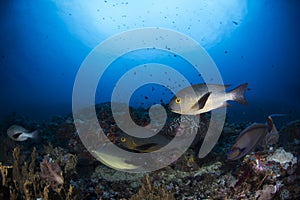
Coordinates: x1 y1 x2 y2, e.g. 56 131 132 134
121 137 126 142
175 98 181 104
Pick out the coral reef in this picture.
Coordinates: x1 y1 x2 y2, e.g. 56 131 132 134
0 146 80 199
267 148 297 170
0 102 299 199
0 163 14 199
231 148 299 200
40 156 64 193
92 165 145 187
255 184 279 200
130 174 175 200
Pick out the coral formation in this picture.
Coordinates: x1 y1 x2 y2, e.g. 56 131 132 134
130 174 175 200
255 184 279 200
267 148 297 170
0 102 299 199
40 156 64 193
0 146 80 199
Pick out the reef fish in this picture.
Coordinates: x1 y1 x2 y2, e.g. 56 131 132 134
92 150 140 170
92 141 143 171
227 116 276 160
7 125 38 141
116 127 173 153
169 83 248 115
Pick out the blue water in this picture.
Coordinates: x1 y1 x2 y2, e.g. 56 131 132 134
0 0 299 123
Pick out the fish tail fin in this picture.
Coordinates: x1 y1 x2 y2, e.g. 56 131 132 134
30 130 39 139
230 83 248 105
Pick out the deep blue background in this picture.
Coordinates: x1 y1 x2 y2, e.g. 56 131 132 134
0 1 299 123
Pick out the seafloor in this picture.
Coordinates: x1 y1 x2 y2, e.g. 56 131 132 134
0 102 299 200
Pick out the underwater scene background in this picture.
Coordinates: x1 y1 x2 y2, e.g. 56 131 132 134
0 0 299 199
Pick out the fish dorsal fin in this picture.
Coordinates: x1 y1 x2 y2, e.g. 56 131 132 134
267 114 286 133
191 92 211 110
266 116 274 132
237 123 266 139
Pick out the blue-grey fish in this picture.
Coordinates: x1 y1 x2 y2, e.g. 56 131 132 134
7 125 38 141
169 83 248 115
227 116 276 160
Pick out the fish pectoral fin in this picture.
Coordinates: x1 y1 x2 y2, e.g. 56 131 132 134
227 147 240 157
13 132 23 139
239 147 246 153
135 143 158 151
224 84 231 89
225 102 232 107
192 91 211 110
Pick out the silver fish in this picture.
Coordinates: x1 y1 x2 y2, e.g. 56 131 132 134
7 125 38 141
169 83 248 115
92 142 141 171
92 150 140 170
227 116 276 160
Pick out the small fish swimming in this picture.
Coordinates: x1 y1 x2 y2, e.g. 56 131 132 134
116 127 173 153
7 125 38 141
169 83 248 115
227 115 277 160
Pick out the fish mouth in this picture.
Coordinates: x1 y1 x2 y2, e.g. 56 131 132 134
168 106 174 111
169 108 180 114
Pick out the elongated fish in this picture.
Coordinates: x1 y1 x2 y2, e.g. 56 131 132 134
227 115 276 160
169 83 248 115
92 150 140 170
7 125 38 142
